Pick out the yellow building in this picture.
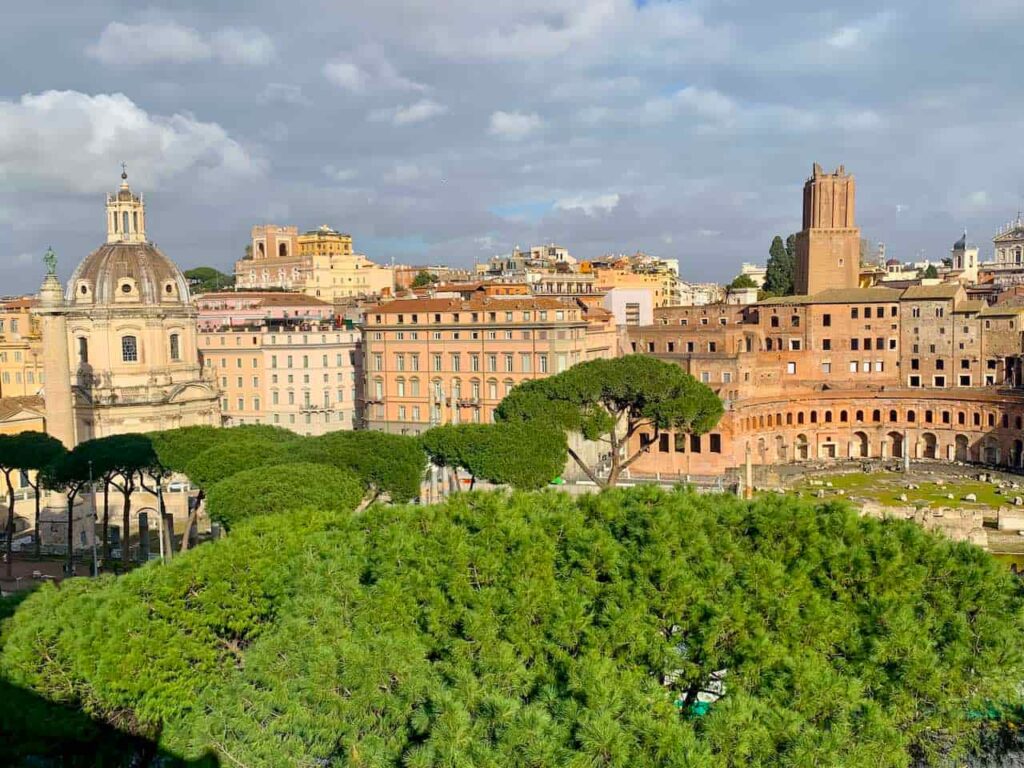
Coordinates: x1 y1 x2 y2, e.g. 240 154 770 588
591 265 680 307
302 225 395 302
0 298 43 398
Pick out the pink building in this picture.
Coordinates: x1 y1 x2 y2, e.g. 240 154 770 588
194 292 334 331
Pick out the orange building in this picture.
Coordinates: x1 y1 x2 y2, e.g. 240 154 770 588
362 296 617 434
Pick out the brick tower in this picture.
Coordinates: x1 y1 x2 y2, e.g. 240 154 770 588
793 163 861 295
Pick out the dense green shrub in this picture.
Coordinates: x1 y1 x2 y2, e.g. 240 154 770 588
205 462 364 527
294 430 426 502
3 488 1023 767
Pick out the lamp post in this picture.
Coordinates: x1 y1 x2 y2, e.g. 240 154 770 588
88 460 98 577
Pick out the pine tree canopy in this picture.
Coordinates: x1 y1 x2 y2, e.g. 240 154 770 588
3 487 1022 767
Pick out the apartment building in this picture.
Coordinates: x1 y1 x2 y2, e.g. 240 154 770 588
198 322 362 435
361 296 617 435
0 297 43 398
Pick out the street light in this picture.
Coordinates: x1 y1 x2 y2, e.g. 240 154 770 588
88 460 98 577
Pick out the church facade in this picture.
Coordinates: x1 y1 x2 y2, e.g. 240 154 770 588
34 171 220 447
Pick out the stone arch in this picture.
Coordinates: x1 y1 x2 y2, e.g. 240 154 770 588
955 434 969 462
922 432 938 460
776 434 787 462
983 439 999 465
1012 439 1024 469
889 409 898 423
852 431 869 458
888 431 904 459
795 434 809 461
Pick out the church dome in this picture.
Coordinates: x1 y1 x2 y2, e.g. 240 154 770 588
66 242 190 306
65 169 191 307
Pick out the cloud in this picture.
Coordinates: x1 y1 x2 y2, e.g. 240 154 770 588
86 21 210 65
211 27 276 66
0 90 262 194
323 60 368 92
324 47 427 93
644 86 738 124
489 111 543 140
369 99 448 125
87 21 275 67
384 163 435 185
555 193 620 215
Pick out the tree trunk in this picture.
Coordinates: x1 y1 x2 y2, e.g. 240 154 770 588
179 505 198 553
102 481 110 562
33 480 41 560
4 472 14 579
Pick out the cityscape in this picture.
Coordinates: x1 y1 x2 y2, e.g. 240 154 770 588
5 3 1024 767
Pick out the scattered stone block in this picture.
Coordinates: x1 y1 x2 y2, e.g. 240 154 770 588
946 493 955 500
898 493 908 502
964 493 978 502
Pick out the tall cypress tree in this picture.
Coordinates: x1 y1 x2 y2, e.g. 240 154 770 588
764 234 795 296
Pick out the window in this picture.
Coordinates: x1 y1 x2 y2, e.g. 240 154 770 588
788 339 801 351
822 313 831 327
169 333 180 361
432 353 442 372
700 371 710 383
822 339 831 351
851 339 859 351
822 362 831 374
121 335 138 362
909 375 920 386
850 361 858 373
77 337 88 364
786 362 796 375
851 308 859 319
959 375 971 386
771 316 780 328
709 434 722 453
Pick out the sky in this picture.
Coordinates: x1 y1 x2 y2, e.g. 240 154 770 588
2 0 1024 294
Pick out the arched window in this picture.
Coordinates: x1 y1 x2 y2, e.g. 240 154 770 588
872 409 881 422
824 411 832 423
169 333 180 361
855 410 864 422
122 211 130 233
889 410 898 422
121 335 138 362
840 410 848 423
786 413 793 426
810 410 818 424
279 242 288 258
907 410 916 423
133 211 138 232
797 412 805 425
77 337 88 364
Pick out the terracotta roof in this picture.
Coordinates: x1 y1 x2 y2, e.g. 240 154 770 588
953 299 986 314
810 287 902 303
365 296 578 314
198 292 332 307
0 395 45 422
900 284 962 300
979 305 1024 317
757 295 810 306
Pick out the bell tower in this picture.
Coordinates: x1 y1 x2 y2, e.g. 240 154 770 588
793 163 861 295
106 164 147 244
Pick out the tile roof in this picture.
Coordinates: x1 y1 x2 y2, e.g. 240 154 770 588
900 284 962 300
953 299 986 313
979 305 1024 317
0 395 45 422
365 296 578 314
810 287 902 303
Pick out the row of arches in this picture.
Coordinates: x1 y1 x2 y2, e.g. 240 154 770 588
755 431 1020 467
741 405 1021 432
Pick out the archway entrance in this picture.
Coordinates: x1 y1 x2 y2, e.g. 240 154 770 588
776 434 787 462
1012 439 1024 468
955 434 969 462
853 431 869 458
984 440 999 465
796 434 809 461
888 431 903 460
922 432 938 460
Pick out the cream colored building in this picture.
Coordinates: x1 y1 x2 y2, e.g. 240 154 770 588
199 322 362 435
234 224 395 301
34 171 221 445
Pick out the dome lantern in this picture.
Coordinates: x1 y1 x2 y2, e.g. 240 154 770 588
106 164 146 244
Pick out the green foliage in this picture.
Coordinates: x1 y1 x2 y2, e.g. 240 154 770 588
922 264 939 279
496 355 723 486
183 267 234 293
421 422 566 490
177 425 303 488
727 273 758 290
764 234 795 296
205 462 363 528
183 440 292 489
294 430 425 502
411 269 438 288
149 426 223 473
3 489 1023 766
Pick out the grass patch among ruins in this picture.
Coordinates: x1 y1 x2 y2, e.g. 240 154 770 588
791 470 1011 509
